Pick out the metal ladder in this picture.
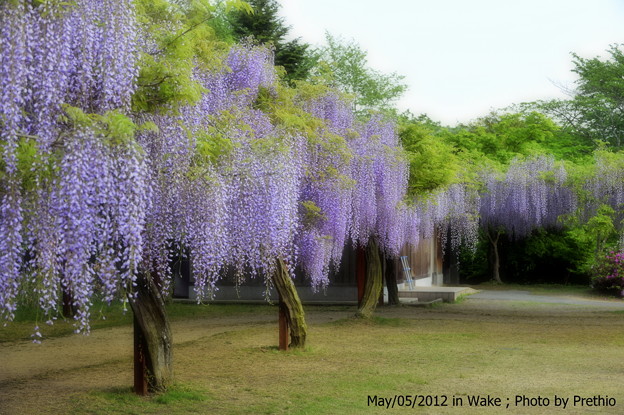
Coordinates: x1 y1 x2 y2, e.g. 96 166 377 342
400 256 414 290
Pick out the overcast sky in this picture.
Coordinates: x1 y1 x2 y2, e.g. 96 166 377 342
278 0 624 125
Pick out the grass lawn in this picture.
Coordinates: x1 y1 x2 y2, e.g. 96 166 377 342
1 288 623 414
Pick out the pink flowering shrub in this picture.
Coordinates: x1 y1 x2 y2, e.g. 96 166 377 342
592 251 624 297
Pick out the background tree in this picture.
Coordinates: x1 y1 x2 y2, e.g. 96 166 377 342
530 45 624 149
311 33 408 114
398 112 458 196
477 156 575 283
228 0 316 83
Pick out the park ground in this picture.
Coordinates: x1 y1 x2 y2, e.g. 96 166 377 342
1 285 624 414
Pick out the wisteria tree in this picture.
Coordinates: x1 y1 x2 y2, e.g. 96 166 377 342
478 156 576 283
9 0 598 401
348 116 410 317
0 0 264 394
582 151 624 255
0 0 187 391
209 47 308 347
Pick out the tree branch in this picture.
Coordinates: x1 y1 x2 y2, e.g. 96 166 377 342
154 15 213 56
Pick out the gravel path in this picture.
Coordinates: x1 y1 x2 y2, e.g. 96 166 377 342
468 289 624 308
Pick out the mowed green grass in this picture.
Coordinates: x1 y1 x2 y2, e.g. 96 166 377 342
3 290 624 414
77 303 624 414
0 301 273 343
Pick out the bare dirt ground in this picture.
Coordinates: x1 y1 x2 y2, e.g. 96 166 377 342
1 291 623 414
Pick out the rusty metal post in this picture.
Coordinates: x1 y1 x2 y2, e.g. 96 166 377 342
278 297 289 351
133 316 148 396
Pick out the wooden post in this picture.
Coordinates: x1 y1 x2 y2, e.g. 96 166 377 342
385 256 400 305
62 288 74 318
378 248 385 307
133 315 148 396
356 247 366 306
278 297 288 351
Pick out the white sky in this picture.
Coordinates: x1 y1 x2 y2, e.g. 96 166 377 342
278 0 624 125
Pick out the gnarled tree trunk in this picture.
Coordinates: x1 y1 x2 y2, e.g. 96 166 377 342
129 272 173 394
272 257 307 348
356 238 383 318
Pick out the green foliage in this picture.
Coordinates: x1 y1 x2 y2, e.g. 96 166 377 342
60 105 140 146
397 114 458 195
132 0 239 112
299 200 326 230
191 126 235 167
100 111 139 145
569 45 624 148
253 81 354 184
0 135 56 192
255 84 326 137
460 228 595 285
442 111 571 165
457 230 492 283
311 33 407 114
527 45 624 149
584 204 619 258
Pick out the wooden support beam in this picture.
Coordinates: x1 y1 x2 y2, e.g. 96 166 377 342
133 316 148 396
356 247 366 306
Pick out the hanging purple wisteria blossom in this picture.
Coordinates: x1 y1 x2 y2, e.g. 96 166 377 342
479 155 575 238
349 115 409 255
296 92 355 288
0 0 143 334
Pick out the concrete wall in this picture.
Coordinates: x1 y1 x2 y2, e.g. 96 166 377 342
395 233 444 287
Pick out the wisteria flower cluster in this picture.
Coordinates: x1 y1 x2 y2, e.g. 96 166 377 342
136 42 302 299
1 0 143 334
479 156 575 238
296 93 356 288
586 153 624 246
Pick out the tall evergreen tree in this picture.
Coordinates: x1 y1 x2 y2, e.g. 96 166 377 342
229 0 315 83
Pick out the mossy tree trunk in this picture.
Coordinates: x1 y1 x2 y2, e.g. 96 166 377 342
356 238 383 318
272 257 307 348
129 272 173 394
